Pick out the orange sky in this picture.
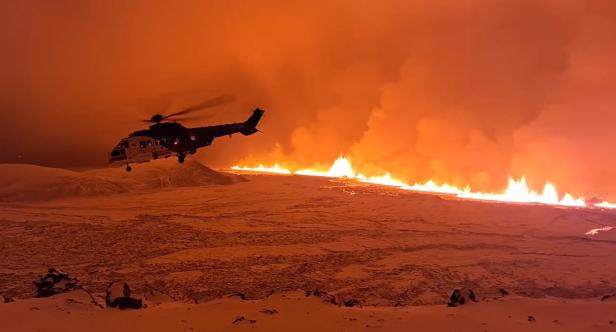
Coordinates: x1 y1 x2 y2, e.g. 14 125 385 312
1 0 616 199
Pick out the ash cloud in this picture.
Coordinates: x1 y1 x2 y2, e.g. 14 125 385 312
1 1 616 199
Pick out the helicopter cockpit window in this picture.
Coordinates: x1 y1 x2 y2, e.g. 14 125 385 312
111 149 124 157
139 141 152 148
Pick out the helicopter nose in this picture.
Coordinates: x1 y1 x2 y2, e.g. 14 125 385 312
108 148 126 164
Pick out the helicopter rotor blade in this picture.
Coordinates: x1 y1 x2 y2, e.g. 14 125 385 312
162 94 235 120
166 114 216 123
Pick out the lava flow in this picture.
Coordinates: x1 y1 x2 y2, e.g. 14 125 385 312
232 157 616 209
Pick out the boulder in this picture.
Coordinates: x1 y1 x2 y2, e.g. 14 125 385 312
105 281 143 309
223 293 246 300
33 268 80 297
306 289 337 305
259 308 278 315
305 289 361 307
232 316 256 325
447 288 478 307
339 297 361 307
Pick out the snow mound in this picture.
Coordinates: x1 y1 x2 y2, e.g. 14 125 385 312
0 160 245 202
0 164 126 202
86 159 245 189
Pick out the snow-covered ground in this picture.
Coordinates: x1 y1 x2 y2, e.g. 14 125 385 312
2 161 616 331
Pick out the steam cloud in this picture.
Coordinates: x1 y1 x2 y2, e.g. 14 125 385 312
1 0 616 199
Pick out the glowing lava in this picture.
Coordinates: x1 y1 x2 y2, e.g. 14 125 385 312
295 157 356 178
232 156 616 209
595 201 616 209
231 164 291 174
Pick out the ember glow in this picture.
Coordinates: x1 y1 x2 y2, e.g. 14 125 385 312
232 157 616 209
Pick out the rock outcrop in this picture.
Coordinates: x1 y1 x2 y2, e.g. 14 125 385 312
105 281 143 309
33 268 80 297
447 288 478 307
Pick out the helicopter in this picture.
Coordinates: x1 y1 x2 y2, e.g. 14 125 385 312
109 95 264 171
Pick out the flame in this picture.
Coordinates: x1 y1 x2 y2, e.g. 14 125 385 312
232 156 616 208
594 201 616 209
231 164 291 174
295 157 356 178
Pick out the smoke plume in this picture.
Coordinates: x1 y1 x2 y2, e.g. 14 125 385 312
2 0 616 198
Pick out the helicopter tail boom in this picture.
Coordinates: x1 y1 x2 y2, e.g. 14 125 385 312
240 108 264 135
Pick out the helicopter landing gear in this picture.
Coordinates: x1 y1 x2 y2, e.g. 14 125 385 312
178 153 186 164
125 165 132 172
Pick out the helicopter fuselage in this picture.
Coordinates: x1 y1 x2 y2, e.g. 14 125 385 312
109 108 264 170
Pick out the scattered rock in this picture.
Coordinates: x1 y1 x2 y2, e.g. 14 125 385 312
601 294 614 301
609 320 615 325
498 288 509 297
528 315 536 322
2 295 14 303
447 288 477 307
224 293 246 300
105 281 143 309
552 319 560 324
232 316 256 325
341 298 361 307
259 308 278 315
33 268 80 297
306 289 360 307
306 289 337 305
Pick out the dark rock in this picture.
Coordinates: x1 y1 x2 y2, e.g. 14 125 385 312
306 289 337 305
306 290 360 307
232 316 256 325
601 294 614 301
528 315 536 322
447 288 477 307
498 288 509 297
259 308 278 315
105 281 143 309
224 293 246 300
33 268 80 297
342 298 361 307
2 295 14 303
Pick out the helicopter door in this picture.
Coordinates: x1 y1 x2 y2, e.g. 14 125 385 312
136 139 155 160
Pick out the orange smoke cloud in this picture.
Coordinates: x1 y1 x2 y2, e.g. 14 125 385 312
2 1 616 199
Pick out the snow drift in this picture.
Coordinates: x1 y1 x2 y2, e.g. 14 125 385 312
0 160 245 202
